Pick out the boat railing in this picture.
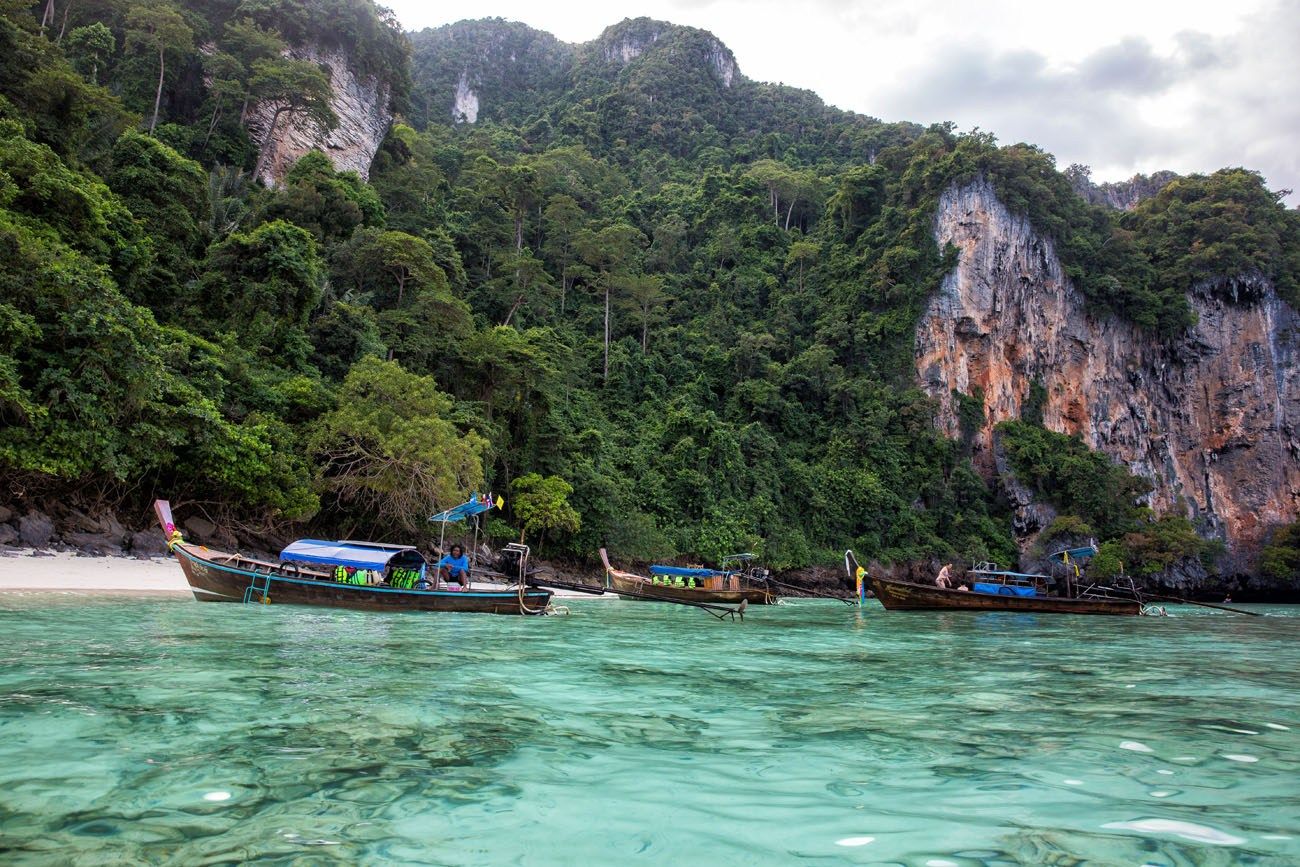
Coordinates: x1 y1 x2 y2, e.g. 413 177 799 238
1078 576 1142 601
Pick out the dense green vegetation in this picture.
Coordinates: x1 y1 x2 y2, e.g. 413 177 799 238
1259 522 1300 582
2 5 1297 574
997 421 1220 577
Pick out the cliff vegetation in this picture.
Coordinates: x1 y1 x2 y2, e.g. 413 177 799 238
2 6 1298 586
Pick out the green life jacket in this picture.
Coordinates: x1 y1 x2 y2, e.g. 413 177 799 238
334 565 347 583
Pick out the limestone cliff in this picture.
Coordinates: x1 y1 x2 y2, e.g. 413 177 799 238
596 19 737 87
1070 170 1179 211
246 43 392 186
916 180 1300 561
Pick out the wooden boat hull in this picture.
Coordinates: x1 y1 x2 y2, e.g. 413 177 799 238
173 544 553 615
604 566 775 605
870 573 1140 616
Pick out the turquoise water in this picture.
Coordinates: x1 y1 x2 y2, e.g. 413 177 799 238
0 597 1297 865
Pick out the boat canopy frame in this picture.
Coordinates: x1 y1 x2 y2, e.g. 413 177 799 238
969 561 1056 585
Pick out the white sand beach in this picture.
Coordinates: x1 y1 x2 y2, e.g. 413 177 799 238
0 549 611 598
0 549 189 596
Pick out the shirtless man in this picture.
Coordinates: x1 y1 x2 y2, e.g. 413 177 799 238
935 563 953 589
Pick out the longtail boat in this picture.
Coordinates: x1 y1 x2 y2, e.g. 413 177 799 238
154 500 554 615
844 550 1141 616
599 548 776 606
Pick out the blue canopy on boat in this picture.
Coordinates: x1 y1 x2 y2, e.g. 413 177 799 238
429 494 495 524
280 539 425 571
650 565 730 578
1049 545 1098 561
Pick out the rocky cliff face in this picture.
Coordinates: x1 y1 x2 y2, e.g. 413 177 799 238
246 44 392 186
1071 170 1179 210
453 70 479 123
916 180 1300 560
594 18 738 88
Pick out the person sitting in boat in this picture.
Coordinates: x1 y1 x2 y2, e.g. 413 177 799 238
437 544 470 588
935 563 953 589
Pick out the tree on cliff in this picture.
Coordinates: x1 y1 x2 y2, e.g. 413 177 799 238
249 57 338 182
124 4 192 135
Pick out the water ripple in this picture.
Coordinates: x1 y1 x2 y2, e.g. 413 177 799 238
0 596 1296 863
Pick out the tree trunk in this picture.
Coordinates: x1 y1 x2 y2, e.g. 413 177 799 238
40 0 54 30
502 295 523 327
149 46 165 134
603 283 610 381
784 199 796 232
251 108 285 182
57 0 71 42
202 103 222 151
514 214 523 252
641 316 648 353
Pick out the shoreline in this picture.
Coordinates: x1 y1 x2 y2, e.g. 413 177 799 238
0 549 613 598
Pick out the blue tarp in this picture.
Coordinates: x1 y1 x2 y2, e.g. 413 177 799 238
280 539 423 571
972 582 1038 597
429 494 495 524
1050 545 1097 561
650 565 729 578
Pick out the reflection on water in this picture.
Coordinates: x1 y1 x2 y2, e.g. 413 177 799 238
0 596 1297 864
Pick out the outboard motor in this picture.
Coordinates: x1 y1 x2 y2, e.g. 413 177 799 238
497 543 531 583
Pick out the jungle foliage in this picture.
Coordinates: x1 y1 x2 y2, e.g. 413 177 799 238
997 420 1219 576
2 6 1296 572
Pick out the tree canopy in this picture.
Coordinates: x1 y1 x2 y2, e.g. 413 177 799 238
0 4 1295 578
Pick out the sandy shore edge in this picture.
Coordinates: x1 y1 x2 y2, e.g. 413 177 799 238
0 548 611 598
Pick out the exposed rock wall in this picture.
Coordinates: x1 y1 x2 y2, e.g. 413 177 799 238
1070 170 1179 211
246 44 392 186
598 20 737 88
916 180 1300 558
452 70 479 123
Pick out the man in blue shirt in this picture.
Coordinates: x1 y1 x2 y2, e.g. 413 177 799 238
437 544 470 588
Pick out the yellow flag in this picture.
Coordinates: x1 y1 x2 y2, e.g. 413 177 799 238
495 495 505 509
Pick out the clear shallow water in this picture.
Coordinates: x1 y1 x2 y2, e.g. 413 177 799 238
0 597 1297 865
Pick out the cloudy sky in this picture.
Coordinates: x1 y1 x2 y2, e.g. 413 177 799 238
386 0 1299 204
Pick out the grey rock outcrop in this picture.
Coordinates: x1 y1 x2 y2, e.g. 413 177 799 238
62 509 128 556
1070 170 1179 211
184 515 217 542
916 179 1300 561
0 523 18 547
18 511 55 548
129 529 167 559
246 43 392 186
452 70 479 123
596 18 737 88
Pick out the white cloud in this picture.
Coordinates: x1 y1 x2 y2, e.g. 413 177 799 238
386 0 1300 203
